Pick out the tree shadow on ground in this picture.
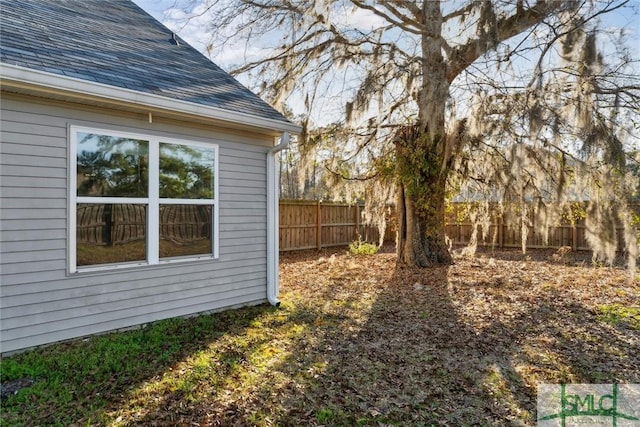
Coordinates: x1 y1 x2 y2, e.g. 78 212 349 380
64 250 636 426
262 253 638 426
269 263 533 425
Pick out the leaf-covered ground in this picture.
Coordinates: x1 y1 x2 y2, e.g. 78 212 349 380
1 248 638 426
269 248 639 426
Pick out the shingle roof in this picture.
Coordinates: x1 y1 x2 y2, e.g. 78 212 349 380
0 0 290 124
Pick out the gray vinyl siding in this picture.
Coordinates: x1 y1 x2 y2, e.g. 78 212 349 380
0 93 272 354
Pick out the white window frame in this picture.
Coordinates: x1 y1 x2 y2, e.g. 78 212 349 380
69 125 219 273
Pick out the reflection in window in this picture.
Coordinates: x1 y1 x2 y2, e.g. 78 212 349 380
159 143 215 199
159 205 212 258
76 204 146 266
77 132 149 197
72 127 219 271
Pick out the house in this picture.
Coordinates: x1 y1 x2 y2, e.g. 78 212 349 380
0 0 300 354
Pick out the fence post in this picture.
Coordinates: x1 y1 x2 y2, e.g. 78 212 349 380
316 200 322 250
498 214 504 249
572 223 577 251
454 204 459 244
355 204 360 240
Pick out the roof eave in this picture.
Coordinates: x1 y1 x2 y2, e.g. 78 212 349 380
0 63 301 135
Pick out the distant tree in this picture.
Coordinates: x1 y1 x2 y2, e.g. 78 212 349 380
171 0 639 268
159 144 215 199
77 135 148 197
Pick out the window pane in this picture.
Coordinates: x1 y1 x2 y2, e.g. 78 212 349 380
159 143 215 199
159 204 212 258
77 132 149 197
76 204 147 266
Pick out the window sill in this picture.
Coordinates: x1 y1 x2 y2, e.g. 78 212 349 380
72 255 218 275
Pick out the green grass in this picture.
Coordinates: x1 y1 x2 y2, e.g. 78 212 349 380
597 304 640 329
0 305 274 426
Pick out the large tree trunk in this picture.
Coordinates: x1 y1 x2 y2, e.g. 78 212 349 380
395 127 453 267
396 183 451 267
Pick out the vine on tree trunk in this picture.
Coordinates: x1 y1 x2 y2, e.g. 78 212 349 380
394 125 453 267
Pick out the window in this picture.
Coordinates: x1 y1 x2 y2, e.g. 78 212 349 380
70 126 218 272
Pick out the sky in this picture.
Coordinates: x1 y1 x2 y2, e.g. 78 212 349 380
133 0 640 128
133 0 213 55
133 0 640 64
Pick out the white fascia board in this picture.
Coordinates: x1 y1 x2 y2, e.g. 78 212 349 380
0 63 302 135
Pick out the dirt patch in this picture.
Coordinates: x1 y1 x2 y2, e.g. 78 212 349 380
0 379 35 401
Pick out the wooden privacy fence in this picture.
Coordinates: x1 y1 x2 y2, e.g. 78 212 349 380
444 204 629 252
280 201 633 253
279 200 393 251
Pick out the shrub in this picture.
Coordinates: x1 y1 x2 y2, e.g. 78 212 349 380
348 239 379 255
